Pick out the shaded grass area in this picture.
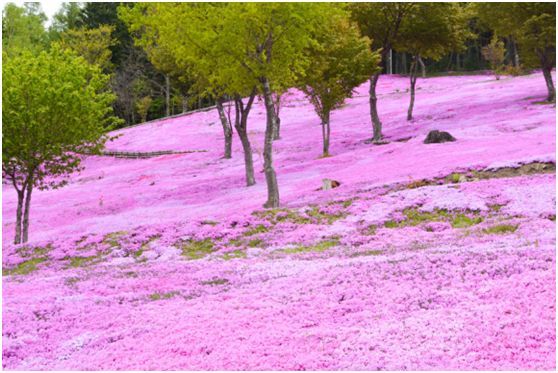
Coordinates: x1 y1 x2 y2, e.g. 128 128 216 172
280 237 340 255
404 162 555 190
482 223 519 235
384 207 483 229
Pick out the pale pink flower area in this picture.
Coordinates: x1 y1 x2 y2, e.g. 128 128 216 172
2 72 556 370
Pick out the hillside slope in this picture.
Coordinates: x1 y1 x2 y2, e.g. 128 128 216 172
2 72 556 370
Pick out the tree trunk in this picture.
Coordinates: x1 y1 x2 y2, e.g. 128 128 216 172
542 66 555 102
418 55 426 78
273 116 281 140
407 56 418 121
369 72 382 142
234 90 257 187
165 75 170 117
22 176 33 243
236 127 256 186
14 190 24 244
182 95 188 113
321 112 331 157
260 77 280 208
216 98 233 159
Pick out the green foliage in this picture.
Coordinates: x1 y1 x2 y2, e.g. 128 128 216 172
3 257 47 276
481 38 506 79
281 238 340 254
482 224 519 235
177 238 215 260
396 3 471 61
56 25 116 71
384 208 483 229
136 96 153 123
149 291 180 301
200 278 230 286
298 7 380 126
2 2 48 57
3 45 120 196
221 250 247 261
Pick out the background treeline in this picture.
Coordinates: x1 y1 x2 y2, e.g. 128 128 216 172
3 2 553 128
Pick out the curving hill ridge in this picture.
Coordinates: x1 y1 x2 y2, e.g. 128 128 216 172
2 72 556 370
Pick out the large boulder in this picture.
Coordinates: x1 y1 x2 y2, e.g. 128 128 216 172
423 130 456 144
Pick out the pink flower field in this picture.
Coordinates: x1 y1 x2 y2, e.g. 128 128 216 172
2 72 556 370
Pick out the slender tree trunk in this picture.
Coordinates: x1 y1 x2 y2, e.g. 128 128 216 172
182 95 188 113
542 66 555 102
369 72 382 142
216 98 233 159
234 91 257 187
321 112 331 157
260 77 279 208
418 55 426 78
14 189 24 244
407 56 418 121
273 116 281 140
22 176 33 243
165 75 170 117
236 127 256 186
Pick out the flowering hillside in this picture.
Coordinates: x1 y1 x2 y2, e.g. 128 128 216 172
2 72 556 370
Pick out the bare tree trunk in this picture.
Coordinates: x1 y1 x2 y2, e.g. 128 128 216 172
14 190 24 244
542 66 555 102
407 55 418 121
216 98 233 159
260 77 279 208
165 75 170 117
321 112 331 157
369 72 382 142
417 55 426 78
272 93 282 140
22 175 33 243
234 90 257 187
182 95 188 113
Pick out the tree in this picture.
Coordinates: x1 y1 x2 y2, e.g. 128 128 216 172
2 2 48 57
350 3 416 142
49 2 84 38
396 3 470 120
136 96 153 123
57 25 116 72
299 11 380 157
475 3 556 101
482 37 506 80
2 46 120 244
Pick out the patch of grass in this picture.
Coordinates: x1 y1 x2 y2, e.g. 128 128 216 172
200 220 219 226
177 238 215 260
149 291 180 301
482 224 519 235
16 245 52 258
247 238 264 248
448 173 462 183
306 206 346 224
451 214 483 228
243 224 270 237
3 257 47 276
103 231 127 248
253 208 313 225
349 249 383 257
406 179 432 189
362 224 377 235
488 203 505 212
222 249 247 261
132 234 161 259
384 208 483 229
67 254 103 268
281 238 340 254
200 278 229 286
226 238 244 247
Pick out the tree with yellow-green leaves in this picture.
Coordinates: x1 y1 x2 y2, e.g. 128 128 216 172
474 3 556 102
57 25 116 72
2 46 121 244
395 3 471 120
298 7 380 157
